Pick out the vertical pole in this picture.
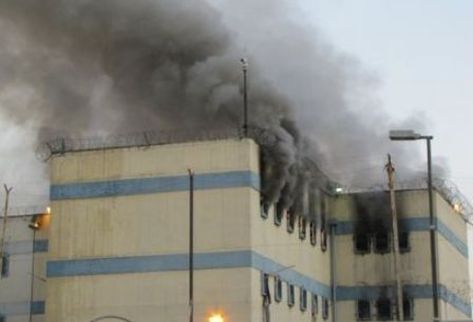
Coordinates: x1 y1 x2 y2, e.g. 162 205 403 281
241 58 249 137
329 223 337 322
386 155 404 321
29 228 36 322
0 185 13 278
188 169 194 322
427 138 439 321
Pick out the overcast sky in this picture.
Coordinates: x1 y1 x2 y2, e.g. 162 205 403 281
298 0 473 203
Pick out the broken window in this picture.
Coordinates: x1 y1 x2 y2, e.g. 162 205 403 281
357 299 371 320
376 298 392 320
403 297 414 320
1 253 9 278
274 276 282 302
287 209 296 233
310 220 317 246
399 231 410 252
354 233 371 254
260 201 269 219
322 297 329 320
287 283 295 307
374 231 390 254
311 294 318 317
300 288 307 312
299 216 307 240
274 201 284 226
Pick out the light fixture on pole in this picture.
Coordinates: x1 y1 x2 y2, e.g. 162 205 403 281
389 130 438 321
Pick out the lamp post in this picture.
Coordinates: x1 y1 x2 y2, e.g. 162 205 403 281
389 130 438 321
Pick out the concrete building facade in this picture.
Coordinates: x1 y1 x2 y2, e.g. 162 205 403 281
0 137 470 322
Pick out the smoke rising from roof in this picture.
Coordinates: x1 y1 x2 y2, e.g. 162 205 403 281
0 0 431 207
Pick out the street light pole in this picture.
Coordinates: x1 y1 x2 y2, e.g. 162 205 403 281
188 169 194 322
389 130 438 321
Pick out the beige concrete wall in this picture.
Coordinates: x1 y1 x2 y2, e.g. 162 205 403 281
49 188 252 260
46 268 251 322
51 138 259 184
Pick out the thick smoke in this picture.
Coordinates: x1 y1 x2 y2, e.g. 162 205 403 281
0 0 427 208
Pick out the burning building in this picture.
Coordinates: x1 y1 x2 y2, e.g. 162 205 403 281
0 133 469 322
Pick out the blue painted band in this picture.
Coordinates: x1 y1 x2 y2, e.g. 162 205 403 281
334 217 468 258
337 284 471 317
47 250 331 298
0 301 44 316
50 171 260 200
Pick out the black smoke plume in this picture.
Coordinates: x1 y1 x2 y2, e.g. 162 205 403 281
0 0 425 208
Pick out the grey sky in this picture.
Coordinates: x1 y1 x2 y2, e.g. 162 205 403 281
298 0 473 203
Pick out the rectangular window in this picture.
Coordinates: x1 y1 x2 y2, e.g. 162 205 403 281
260 201 269 219
320 196 328 252
287 283 295 307
0 315 4 322
374 231 390 254
300 288 307 312
311 294 318 317
1 253 9 278
376 298 392 320
354 233 371 254
357 299 371 320
261 272 270 296
275 201 284 226
310 220 317 246
299 216 307 240
274 277 282 302
287 209 296 233
399 231 410 252
322 297 329 320
403 297 414 320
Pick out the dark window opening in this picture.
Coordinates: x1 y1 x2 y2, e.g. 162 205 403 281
399 231 410 252
354 233 371 254
310 220 317 246
321 228 327 252
1 253 9 278
260 201 269 219
261 273 270 296
311 294 318 316
322 297 329 320
274 277 282 302
0 315 4 322
287 209 296 233
287 283 295 307
403 297 413 320
299 216 307 240
376 298 392 320
374 231 390 254
275 201 284 226
357 300 371 320
300 288 307 312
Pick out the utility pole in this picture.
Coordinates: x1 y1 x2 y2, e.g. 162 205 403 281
386 155 404 321
188 169 194 322
0 184 13 278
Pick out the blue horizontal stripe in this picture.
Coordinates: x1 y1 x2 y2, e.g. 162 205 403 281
50 171 260 200
337 284 471 317
0 301 44 316
47 250 330 298
334 217 468 258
